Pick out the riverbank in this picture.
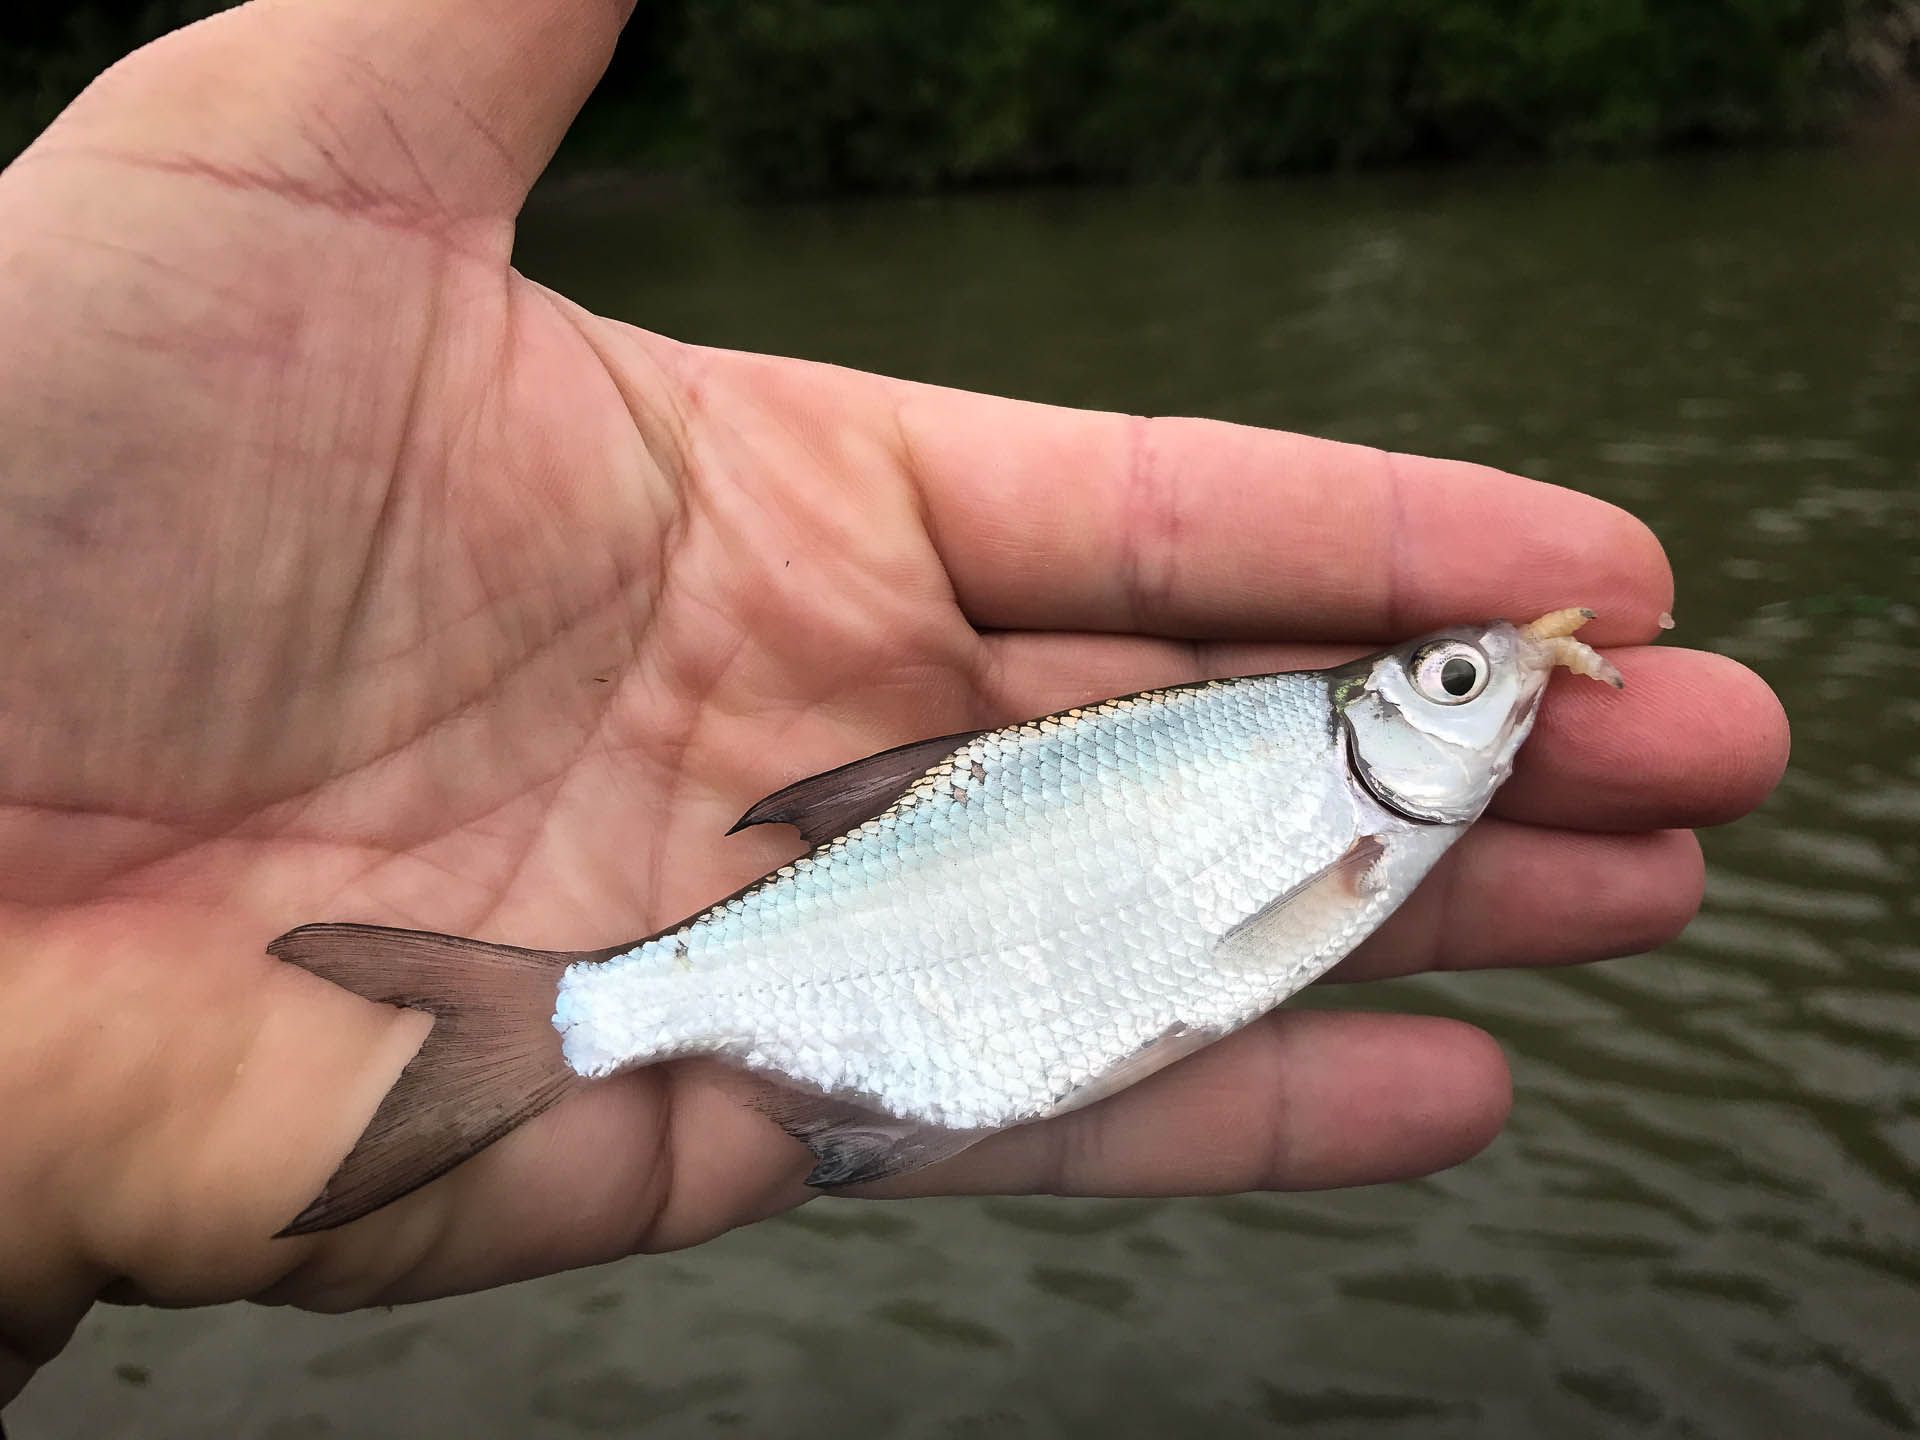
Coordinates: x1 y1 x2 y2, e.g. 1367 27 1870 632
4 4 1917 188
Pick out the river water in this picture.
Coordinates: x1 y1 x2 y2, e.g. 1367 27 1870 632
18 145 1918 1437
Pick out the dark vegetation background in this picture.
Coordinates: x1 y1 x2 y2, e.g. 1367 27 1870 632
3 2 1918 193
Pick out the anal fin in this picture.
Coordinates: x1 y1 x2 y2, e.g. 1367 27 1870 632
744 1084 988 1188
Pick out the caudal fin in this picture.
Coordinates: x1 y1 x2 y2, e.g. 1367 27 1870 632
266 922 594 1236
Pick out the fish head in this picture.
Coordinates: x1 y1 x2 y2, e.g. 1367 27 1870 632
1331 609 1622 825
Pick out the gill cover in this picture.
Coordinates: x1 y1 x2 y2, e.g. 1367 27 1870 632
1334 621 1546 825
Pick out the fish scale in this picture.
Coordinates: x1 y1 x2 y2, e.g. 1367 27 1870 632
554 673 1433 1130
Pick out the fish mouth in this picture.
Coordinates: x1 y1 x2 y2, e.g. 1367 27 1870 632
1518 607 1624 690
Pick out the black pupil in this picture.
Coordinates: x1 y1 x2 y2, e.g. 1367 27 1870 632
1440 656 1478 696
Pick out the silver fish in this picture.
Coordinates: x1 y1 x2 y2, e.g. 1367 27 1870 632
269 609 1620 1234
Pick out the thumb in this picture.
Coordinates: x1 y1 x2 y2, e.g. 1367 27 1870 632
36 0 634 234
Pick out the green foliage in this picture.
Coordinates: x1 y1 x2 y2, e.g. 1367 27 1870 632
0 3 232 157
2 1 1914 190
677 1 1069 191
682 0 1910 194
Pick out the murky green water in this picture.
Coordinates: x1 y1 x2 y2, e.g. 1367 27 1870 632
20 146 1919 1437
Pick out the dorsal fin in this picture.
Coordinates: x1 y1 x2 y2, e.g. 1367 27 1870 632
726 729 984 848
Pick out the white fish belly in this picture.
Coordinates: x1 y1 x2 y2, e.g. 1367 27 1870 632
553 675 1460 1129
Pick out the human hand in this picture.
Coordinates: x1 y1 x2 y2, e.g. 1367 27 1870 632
0 0 1788 1396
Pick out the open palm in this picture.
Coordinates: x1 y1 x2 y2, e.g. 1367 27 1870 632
0 0 1786 1392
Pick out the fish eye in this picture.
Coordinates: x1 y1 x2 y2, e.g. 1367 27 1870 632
1409 641 1490 705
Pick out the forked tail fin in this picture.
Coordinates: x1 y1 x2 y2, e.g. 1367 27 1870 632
267 923 597 1236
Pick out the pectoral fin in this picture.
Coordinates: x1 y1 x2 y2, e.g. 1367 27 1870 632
1214 834 1388 974
728 729 985 848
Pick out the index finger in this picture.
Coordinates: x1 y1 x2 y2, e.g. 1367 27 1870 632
897 390 1672 644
